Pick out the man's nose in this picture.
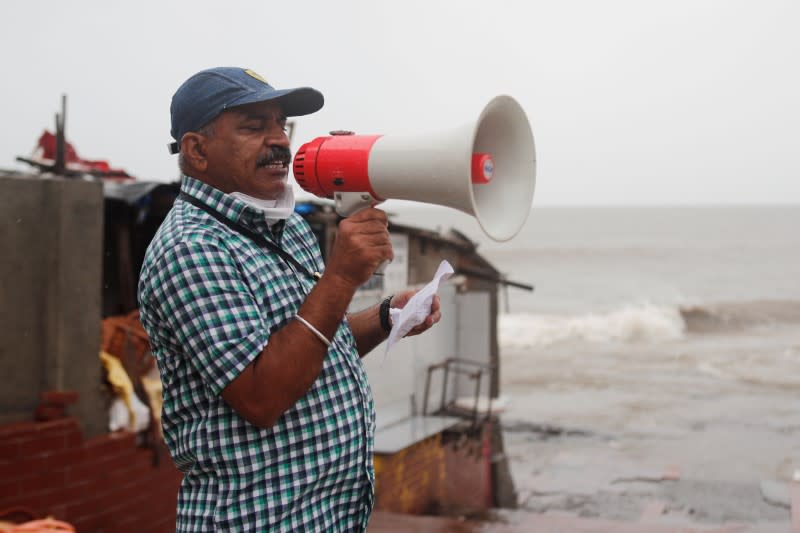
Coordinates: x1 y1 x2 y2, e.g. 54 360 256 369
267 127 290 148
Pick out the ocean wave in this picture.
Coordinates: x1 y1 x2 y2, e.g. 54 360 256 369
499 304 685 348
680 300 800 333
500 300 800 348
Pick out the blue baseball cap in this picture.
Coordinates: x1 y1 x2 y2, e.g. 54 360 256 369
168 67 324 154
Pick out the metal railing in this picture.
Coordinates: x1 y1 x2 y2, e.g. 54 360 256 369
422 358 496 427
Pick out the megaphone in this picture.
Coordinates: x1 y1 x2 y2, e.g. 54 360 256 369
293 95 535 242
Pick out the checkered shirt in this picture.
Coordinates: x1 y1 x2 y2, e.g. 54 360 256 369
138 176 375 532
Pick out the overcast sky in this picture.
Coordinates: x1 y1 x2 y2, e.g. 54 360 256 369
1 0 797 205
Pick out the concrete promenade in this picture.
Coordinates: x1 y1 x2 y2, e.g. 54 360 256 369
369 510 790 533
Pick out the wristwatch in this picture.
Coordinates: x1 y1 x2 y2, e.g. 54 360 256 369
379 295 393 333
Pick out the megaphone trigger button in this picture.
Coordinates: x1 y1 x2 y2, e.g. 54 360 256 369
333 178 345 186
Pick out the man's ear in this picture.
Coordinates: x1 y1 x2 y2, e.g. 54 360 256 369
180 133 208 173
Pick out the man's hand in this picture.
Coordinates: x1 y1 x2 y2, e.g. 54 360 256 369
325 208 394 289
389 289 442 337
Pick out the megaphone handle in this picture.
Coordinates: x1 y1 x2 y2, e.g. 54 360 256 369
334 192 392 276
334 191 376 217
375 259 390 275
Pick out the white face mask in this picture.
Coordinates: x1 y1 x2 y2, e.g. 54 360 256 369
230 186 296 227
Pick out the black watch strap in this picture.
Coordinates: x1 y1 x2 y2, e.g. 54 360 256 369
379 296 393 333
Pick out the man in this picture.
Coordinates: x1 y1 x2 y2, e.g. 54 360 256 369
138 67 441 531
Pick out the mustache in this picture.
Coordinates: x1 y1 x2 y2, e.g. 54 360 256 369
257 145 292 167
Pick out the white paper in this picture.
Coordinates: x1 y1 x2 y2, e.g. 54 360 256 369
385 259 454 357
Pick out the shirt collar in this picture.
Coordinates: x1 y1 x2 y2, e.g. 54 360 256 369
180 175 283 233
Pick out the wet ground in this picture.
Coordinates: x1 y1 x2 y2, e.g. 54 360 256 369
493 334 800 530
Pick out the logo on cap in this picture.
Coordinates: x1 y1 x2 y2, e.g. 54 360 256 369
244 69 269 85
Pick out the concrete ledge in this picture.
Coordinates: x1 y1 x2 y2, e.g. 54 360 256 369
374 415 462 454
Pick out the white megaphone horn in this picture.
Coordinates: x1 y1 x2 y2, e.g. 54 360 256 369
292 95 536 242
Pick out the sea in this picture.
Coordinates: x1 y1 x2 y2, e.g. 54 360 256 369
390 204 800 521
390 205 799 347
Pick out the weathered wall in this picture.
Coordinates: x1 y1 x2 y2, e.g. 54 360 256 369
440 423 493 513
0 175 106 436
0 417 182 532
373 423 492 515
374 434 446 515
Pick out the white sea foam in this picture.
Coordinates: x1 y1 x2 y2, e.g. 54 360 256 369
499 304 686 348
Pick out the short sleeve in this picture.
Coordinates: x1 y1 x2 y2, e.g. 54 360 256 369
149 239 267 396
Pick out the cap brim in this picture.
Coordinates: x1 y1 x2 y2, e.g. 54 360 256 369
229 87 324 117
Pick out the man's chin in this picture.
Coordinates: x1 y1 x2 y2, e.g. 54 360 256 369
251 173 288 199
